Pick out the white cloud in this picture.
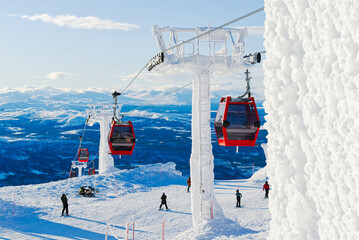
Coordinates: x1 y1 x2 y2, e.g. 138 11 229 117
45 72 74 80
20 14 141 31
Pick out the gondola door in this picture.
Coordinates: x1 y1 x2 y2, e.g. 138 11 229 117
214 96 260 147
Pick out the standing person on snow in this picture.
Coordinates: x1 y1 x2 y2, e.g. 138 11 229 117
159 192 168 210
263 181 270 198
187 177 191 193
236 190 242 207
61 194 69 216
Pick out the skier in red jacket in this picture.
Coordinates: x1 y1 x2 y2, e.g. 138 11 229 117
263 181 270 198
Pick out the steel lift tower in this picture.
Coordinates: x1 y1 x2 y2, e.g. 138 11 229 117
150 25 260 226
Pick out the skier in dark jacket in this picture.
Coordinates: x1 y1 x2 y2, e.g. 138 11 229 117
61 194 68 216
236 190 242 207
263 181 270 198
159 192 168 210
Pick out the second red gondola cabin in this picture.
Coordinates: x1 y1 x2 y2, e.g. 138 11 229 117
78 148 89 163
214 96 260 147
70 171 77 178
108 120 136 155
88 167 96 175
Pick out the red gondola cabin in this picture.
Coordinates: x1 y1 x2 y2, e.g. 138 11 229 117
108 120 136 155
214 96 260 147
88 167 96 175
78 148 89 163
70 171 77 178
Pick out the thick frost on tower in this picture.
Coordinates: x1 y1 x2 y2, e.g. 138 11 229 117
151 25 253 226
263 0 359 239
86 105 119 174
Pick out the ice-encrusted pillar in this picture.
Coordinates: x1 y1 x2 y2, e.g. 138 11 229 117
87 106 116 175
98 115 115 174
190 60 214 226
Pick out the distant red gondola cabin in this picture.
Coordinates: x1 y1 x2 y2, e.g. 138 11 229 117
78 148 89 163
214 96 260 147
108 120 136 155
88 167 96 175
70 171 77 178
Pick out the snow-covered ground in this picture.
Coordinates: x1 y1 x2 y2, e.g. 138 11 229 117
0 163 269 239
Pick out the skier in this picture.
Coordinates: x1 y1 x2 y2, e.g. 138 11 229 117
159 192 168 210
61 194 68 216
263 181 270 198
236 190 242 207
187 177 191 193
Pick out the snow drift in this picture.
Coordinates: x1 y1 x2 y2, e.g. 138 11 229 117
263 0 359 239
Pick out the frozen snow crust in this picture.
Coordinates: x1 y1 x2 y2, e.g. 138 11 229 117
0 162 270 239
263 0 359 239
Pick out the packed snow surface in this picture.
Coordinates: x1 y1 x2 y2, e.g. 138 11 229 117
0 163 270 239
263 0 359 239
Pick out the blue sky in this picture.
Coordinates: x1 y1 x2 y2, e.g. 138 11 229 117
0 0 265 95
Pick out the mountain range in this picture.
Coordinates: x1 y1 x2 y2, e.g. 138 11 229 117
0 86 267 186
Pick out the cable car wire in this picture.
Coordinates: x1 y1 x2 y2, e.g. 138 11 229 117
86 150 99 168
120 64 148 95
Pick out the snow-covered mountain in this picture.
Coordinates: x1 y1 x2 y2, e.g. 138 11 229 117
0 85 264 108
0 86 267 186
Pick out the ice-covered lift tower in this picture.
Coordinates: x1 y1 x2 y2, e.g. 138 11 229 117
86 104 122 174
151 25 257 226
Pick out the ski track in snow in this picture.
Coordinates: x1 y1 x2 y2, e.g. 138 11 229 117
0 163 269 239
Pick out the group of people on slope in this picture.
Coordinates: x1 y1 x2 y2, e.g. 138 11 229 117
158 176 191 211
185 176 270 208
60 178 270 215
159 177 270 210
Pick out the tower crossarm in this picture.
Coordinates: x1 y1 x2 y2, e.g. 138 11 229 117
152 26 248 59
86 104 123 126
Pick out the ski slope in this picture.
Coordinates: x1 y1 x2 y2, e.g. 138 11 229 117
0 163 269 239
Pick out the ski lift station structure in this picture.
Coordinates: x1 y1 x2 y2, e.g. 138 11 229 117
150 25 261 226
